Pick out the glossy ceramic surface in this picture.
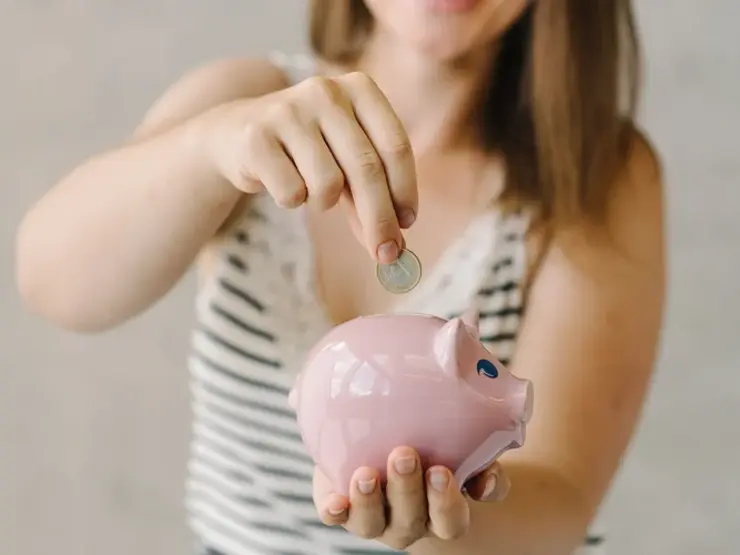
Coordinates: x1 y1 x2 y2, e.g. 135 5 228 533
289 311 534 496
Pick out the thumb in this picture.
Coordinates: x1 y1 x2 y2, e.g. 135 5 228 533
464 462 511 502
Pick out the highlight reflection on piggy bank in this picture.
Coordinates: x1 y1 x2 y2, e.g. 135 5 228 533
289 312 534 496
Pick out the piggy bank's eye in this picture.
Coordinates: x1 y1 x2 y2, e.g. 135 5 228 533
476 359 498 379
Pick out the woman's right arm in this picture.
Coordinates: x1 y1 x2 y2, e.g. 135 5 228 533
15 58 290 333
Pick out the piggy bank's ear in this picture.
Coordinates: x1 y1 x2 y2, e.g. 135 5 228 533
433 318 469 378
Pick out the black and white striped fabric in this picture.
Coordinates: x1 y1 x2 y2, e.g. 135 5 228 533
186 53 606 555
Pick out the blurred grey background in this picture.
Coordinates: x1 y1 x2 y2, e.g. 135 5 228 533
1 1 738 554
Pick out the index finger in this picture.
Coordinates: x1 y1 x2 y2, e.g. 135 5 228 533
335 72 418 229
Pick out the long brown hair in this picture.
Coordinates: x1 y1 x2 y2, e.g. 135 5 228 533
309 0 642 230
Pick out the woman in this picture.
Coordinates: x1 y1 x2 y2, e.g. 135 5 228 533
15 0 666 554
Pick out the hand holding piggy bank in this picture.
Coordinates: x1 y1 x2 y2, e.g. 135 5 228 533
289 310 534 497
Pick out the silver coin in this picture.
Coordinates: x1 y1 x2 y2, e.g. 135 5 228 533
376 248 422 294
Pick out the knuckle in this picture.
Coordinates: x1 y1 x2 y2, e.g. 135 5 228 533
240 121 269 151
234 175 262 194
351 521 383 540
382 138 414 161
312 171 345 209
273 185 307 209
301 75 338 103
343 71 376 90
386 533 417 551
370 215 398 236
356 150 384 178
387 517 426 548
234 147 262 188
266 101 300 125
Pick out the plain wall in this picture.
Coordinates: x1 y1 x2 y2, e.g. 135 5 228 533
1 2 738 554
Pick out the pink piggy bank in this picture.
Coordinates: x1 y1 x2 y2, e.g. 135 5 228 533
289 312 534 496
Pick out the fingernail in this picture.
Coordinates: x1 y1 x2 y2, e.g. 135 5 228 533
482 474 498 500
398 209 416 229
358 478 377 495
483 468 510 501
393 456 417 475
377 240 400 264
328 506 346 516
428 469 449 493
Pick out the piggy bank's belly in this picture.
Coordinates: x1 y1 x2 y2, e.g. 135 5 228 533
316 393 492 488
294 330 496 493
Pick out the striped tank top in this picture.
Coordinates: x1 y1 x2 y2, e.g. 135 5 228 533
186 54 606 555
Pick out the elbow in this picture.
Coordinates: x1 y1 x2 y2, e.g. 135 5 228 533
551 471 603 547
16 264 113 335
18 295 113 335
534 464 598 528
562 480 596 531
15 220 115 334
510 461 599 550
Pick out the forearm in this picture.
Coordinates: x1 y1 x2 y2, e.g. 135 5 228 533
411 462 593 555
16 114 240 332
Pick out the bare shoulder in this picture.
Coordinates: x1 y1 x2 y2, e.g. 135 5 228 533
622 125 663 184
550 126 665 270
135 56 291 138
606 127 664 255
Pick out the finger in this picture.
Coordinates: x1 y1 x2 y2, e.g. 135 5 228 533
336 72 418 229
426 466 470 540
273 105 345 211
243 124 307 208
339 189 363 245
339 190 407 252
383 447 428 550
313 470 350 526
318 493 351 526
465 462 511 502
343 467 386 539
314 82 401 263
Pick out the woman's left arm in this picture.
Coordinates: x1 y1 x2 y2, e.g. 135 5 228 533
413 134 667 555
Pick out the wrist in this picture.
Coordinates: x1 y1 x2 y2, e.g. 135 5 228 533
180 101 246 203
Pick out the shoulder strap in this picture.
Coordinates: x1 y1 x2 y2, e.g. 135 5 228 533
268 51 317 85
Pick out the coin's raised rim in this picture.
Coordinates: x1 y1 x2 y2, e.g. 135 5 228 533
375 248 423 295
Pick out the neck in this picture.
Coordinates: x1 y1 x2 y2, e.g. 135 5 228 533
354 31 496 153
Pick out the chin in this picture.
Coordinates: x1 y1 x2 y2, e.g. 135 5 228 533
410 30 487 62
366 0 529 61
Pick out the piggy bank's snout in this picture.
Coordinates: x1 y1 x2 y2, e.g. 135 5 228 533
513 379 534 424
